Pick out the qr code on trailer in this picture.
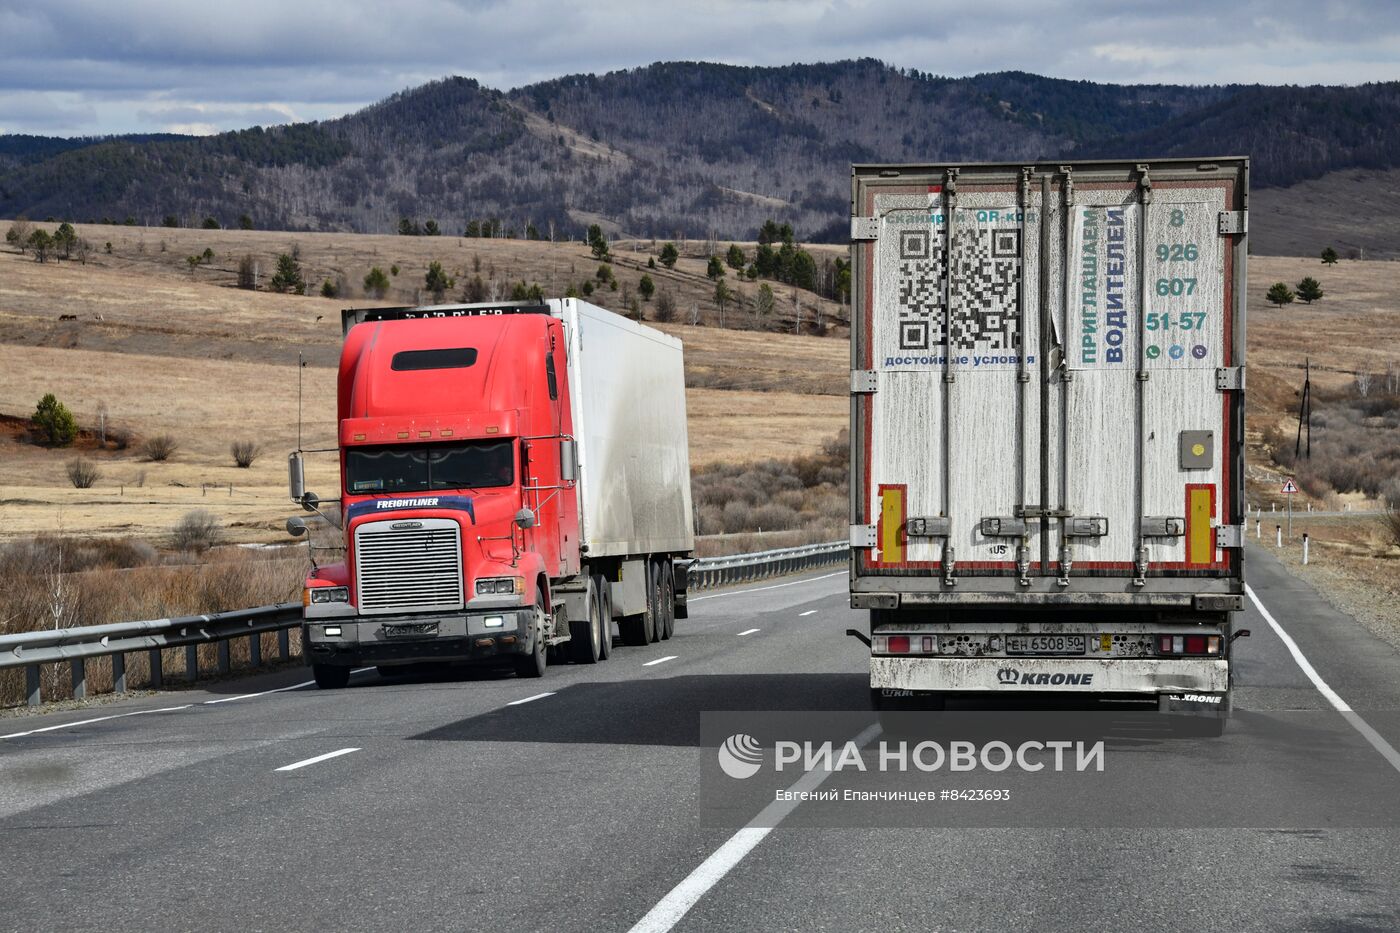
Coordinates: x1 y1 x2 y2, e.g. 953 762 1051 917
896 227 1021 352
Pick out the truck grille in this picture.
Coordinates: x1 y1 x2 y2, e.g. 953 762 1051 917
354 518 464 615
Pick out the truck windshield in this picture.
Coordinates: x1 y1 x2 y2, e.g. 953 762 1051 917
345 440 514 494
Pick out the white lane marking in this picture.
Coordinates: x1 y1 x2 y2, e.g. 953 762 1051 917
798 610 817 617
0 704 192 741
506 692 555 706
642 655 678 667
689 571 844 602
737 628 760 636
204 680 315 704
275 747 361 772
1247 584 1400 774
628 723 881 933
351 667 375 675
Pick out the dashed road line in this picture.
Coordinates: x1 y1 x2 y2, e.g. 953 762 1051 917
506 692 556 706
642 656 678 667
737 628 760 636
627 723 881 933
275 747 361 772
798 610 817 617
0 704 193 741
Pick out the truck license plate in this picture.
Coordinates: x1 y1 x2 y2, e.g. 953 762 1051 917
383 621 438 638
1005 635 1085 655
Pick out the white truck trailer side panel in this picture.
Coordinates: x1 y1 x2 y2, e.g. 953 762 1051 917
556 299 695 558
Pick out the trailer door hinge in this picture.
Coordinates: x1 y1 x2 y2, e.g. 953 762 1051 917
1215 525 1245 548
850 216 880 241
1218 211 1247 235
1215 366 1244 391
850 524 877 548
851 369 878 394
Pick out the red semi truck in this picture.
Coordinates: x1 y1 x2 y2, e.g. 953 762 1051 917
287 298 695 688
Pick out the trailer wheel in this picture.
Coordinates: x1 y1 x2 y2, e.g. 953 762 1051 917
312 664 350 689
568 577 602 664
514 597 548 678
648 560 664 644
659 562 675 640
619 569 653 646
597 577 612 660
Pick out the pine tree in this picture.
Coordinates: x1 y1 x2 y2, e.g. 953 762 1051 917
363 266 390 298
1295 277 1323 304
425 261 454 302
270 253 304 293
658 242 678 269
725 244 746 269
638 274 655 301
1320 247 1338 265
1266 282 1294 307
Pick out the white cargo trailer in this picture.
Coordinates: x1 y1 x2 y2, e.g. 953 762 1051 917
848 158 1248 728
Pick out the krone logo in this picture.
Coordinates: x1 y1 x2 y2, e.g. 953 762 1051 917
997 668 1020 685
717 733 763 779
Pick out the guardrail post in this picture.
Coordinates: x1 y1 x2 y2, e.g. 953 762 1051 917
217 639 231 675
113 652 127 693
185 644 199 683
249 632 261 667
71 658 86 700
278 628 290 661
149 649 163 688
25 665 41 707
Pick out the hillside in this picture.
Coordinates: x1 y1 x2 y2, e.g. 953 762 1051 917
2 62 1399 254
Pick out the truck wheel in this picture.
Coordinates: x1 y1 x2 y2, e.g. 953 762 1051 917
313 664 350 689
514 598 548 678
659 562 676 640
568 577 602 664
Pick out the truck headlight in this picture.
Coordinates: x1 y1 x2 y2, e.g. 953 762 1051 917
475 577 525 596
309 586 350 604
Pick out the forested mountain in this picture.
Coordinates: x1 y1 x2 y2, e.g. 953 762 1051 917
1 60 1396 245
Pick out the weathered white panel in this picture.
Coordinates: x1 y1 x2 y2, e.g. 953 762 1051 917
1064 192 1140 564
1142 199 1224 371
1142 368 1225 564
560 299 694 557
870 370 944 563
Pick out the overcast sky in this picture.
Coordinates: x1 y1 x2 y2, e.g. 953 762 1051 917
1 0 1397 137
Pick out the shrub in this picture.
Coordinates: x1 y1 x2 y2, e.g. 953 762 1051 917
364 266 390 298
31 393 77 446
66 458 100 489
141 434 179 461
172 510 222 553
655 290 676 323
231 440 261 468
320 278 337 298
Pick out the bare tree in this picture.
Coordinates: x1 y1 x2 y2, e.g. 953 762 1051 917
1355 370 1373 398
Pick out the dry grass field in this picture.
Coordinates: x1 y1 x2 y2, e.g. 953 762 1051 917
0 224 847 545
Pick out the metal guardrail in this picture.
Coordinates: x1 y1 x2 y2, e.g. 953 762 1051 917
0 541 848 708
0 605 301 708
683 541 847 591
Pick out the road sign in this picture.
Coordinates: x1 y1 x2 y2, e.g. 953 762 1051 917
1281 479 1299 494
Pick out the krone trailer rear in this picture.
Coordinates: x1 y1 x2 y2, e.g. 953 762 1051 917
848 158 1248 729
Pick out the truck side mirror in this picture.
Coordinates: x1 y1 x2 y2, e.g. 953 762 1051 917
515 508 537 530
559 439 578 483
286 517 308 537
301 491 320 513
288 451 305 503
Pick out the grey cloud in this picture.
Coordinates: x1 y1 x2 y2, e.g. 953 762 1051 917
1 0 1397 135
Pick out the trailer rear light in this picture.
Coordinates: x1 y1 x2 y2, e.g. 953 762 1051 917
887 636 911 654
921 636 934 653
1158 634 1224 656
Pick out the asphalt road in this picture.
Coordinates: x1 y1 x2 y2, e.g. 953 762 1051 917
3 546 1400 933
